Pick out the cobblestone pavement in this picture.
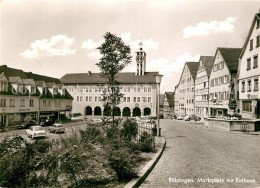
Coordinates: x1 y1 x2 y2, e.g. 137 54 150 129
141 119 260 188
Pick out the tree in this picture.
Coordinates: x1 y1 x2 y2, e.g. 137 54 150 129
96 32 131 128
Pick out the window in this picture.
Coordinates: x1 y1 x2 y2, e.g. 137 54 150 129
86 96 88 101
256 35 260 47
84 86 89 92
211 79 214 87
54 100 58 107
29 99 34 107
137 87 141 92
257 19 260 28
31 86 36 94
127 87 130 92
144 87 147 92
76 96 79 102
20 99 25 107
127 97 130 102
137 97 140 102
215 78 218 85
89 96 92 102
247 58 251 70
143 97 147 102
148 97 151 102
94 87 98 92
43 100 47 106
250 39 253 50
247 80 251 92
253 55 258 68
98 97 101 102
77 86 83 92
242 101 252 112
254 78 259 91
133 97 136 102
0 98 6 107
148 87 151 92
241 81 245 92
95 96 97 102
134 87 136 92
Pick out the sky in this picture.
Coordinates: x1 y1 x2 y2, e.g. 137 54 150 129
0 0 259 93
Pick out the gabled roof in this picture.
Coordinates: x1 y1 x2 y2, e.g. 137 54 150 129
8 77 23 84
240 13 260 58
198 56 215 77
165 92 174 107
35 81 46 87
46 82 56 88
0 73 8 81
186 62 199 81
218 48 242 72
23 79 35 85
60 72 159 84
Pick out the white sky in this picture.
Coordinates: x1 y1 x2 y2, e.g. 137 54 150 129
0 0 259 93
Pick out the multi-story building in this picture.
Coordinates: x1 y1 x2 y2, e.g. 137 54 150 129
174 84 179 115
237 13 260 119
174 62 199 117
0 65 73 127
162 92 174 118
60 47 162 117
209 48 242 117
195 56 214 118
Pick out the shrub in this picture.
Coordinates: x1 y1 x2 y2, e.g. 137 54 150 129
120 118 138 142
139 132 154 152
80 126 104 144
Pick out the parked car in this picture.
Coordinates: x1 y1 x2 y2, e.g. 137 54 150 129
91 119 103 125
177 116 184 120
26 125 46 139
184 114 201 121
49 123 65 133
17 120 36 129
41 119 54 126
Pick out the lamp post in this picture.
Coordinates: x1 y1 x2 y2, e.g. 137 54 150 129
154 74 163 137
2 109 5 127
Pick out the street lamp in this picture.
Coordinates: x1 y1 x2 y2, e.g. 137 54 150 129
154 74 163 136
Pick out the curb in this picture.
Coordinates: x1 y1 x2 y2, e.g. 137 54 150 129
124 136 166 188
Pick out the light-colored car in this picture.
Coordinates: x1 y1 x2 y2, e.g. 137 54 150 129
26 125 46 139
177 116 184 120
91 118 103 125
49 123 65 133
184 114 201 121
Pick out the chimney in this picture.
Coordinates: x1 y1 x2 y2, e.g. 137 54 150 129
88 71 91 75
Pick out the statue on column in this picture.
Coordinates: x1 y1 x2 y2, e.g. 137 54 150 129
228 78 237 115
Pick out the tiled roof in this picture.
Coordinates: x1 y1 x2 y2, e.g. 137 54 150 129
60 72 159 84
165 92 175 107
218 48 242 71
186 62 199 81
0 65 28 79
25 72 61 84
240 13 260 58
200 56 215 76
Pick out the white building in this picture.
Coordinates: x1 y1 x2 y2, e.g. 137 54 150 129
195 56 214 118
174 62 199 117
60 47 161 117
209 48 242 117
237 13 260 119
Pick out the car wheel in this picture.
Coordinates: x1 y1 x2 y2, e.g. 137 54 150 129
187 118 190 121
197 118 201 121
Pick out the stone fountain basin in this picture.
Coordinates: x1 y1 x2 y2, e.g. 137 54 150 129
204 117 260 132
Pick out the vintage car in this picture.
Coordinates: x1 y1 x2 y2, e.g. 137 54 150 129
17 120 36 129
184 114 201 121
91 119 103 125
49 123 65 133
177 116 184 120
26 125 46 139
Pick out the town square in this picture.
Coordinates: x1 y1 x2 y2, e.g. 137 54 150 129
0 0 260 187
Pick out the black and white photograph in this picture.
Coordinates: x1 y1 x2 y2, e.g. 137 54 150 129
0 0 260 187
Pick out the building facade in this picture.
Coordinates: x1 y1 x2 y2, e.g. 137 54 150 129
162 92 174 118
209 48 242 117
237 13 260 119
194 56 214 118
60 47 161 117
0 65 73 127
174 62 199 117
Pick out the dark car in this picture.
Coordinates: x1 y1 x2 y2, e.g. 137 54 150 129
41 119 54 126
184 114 201 121
17 120 36 129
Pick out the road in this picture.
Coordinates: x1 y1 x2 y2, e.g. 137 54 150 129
141 119 260 188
